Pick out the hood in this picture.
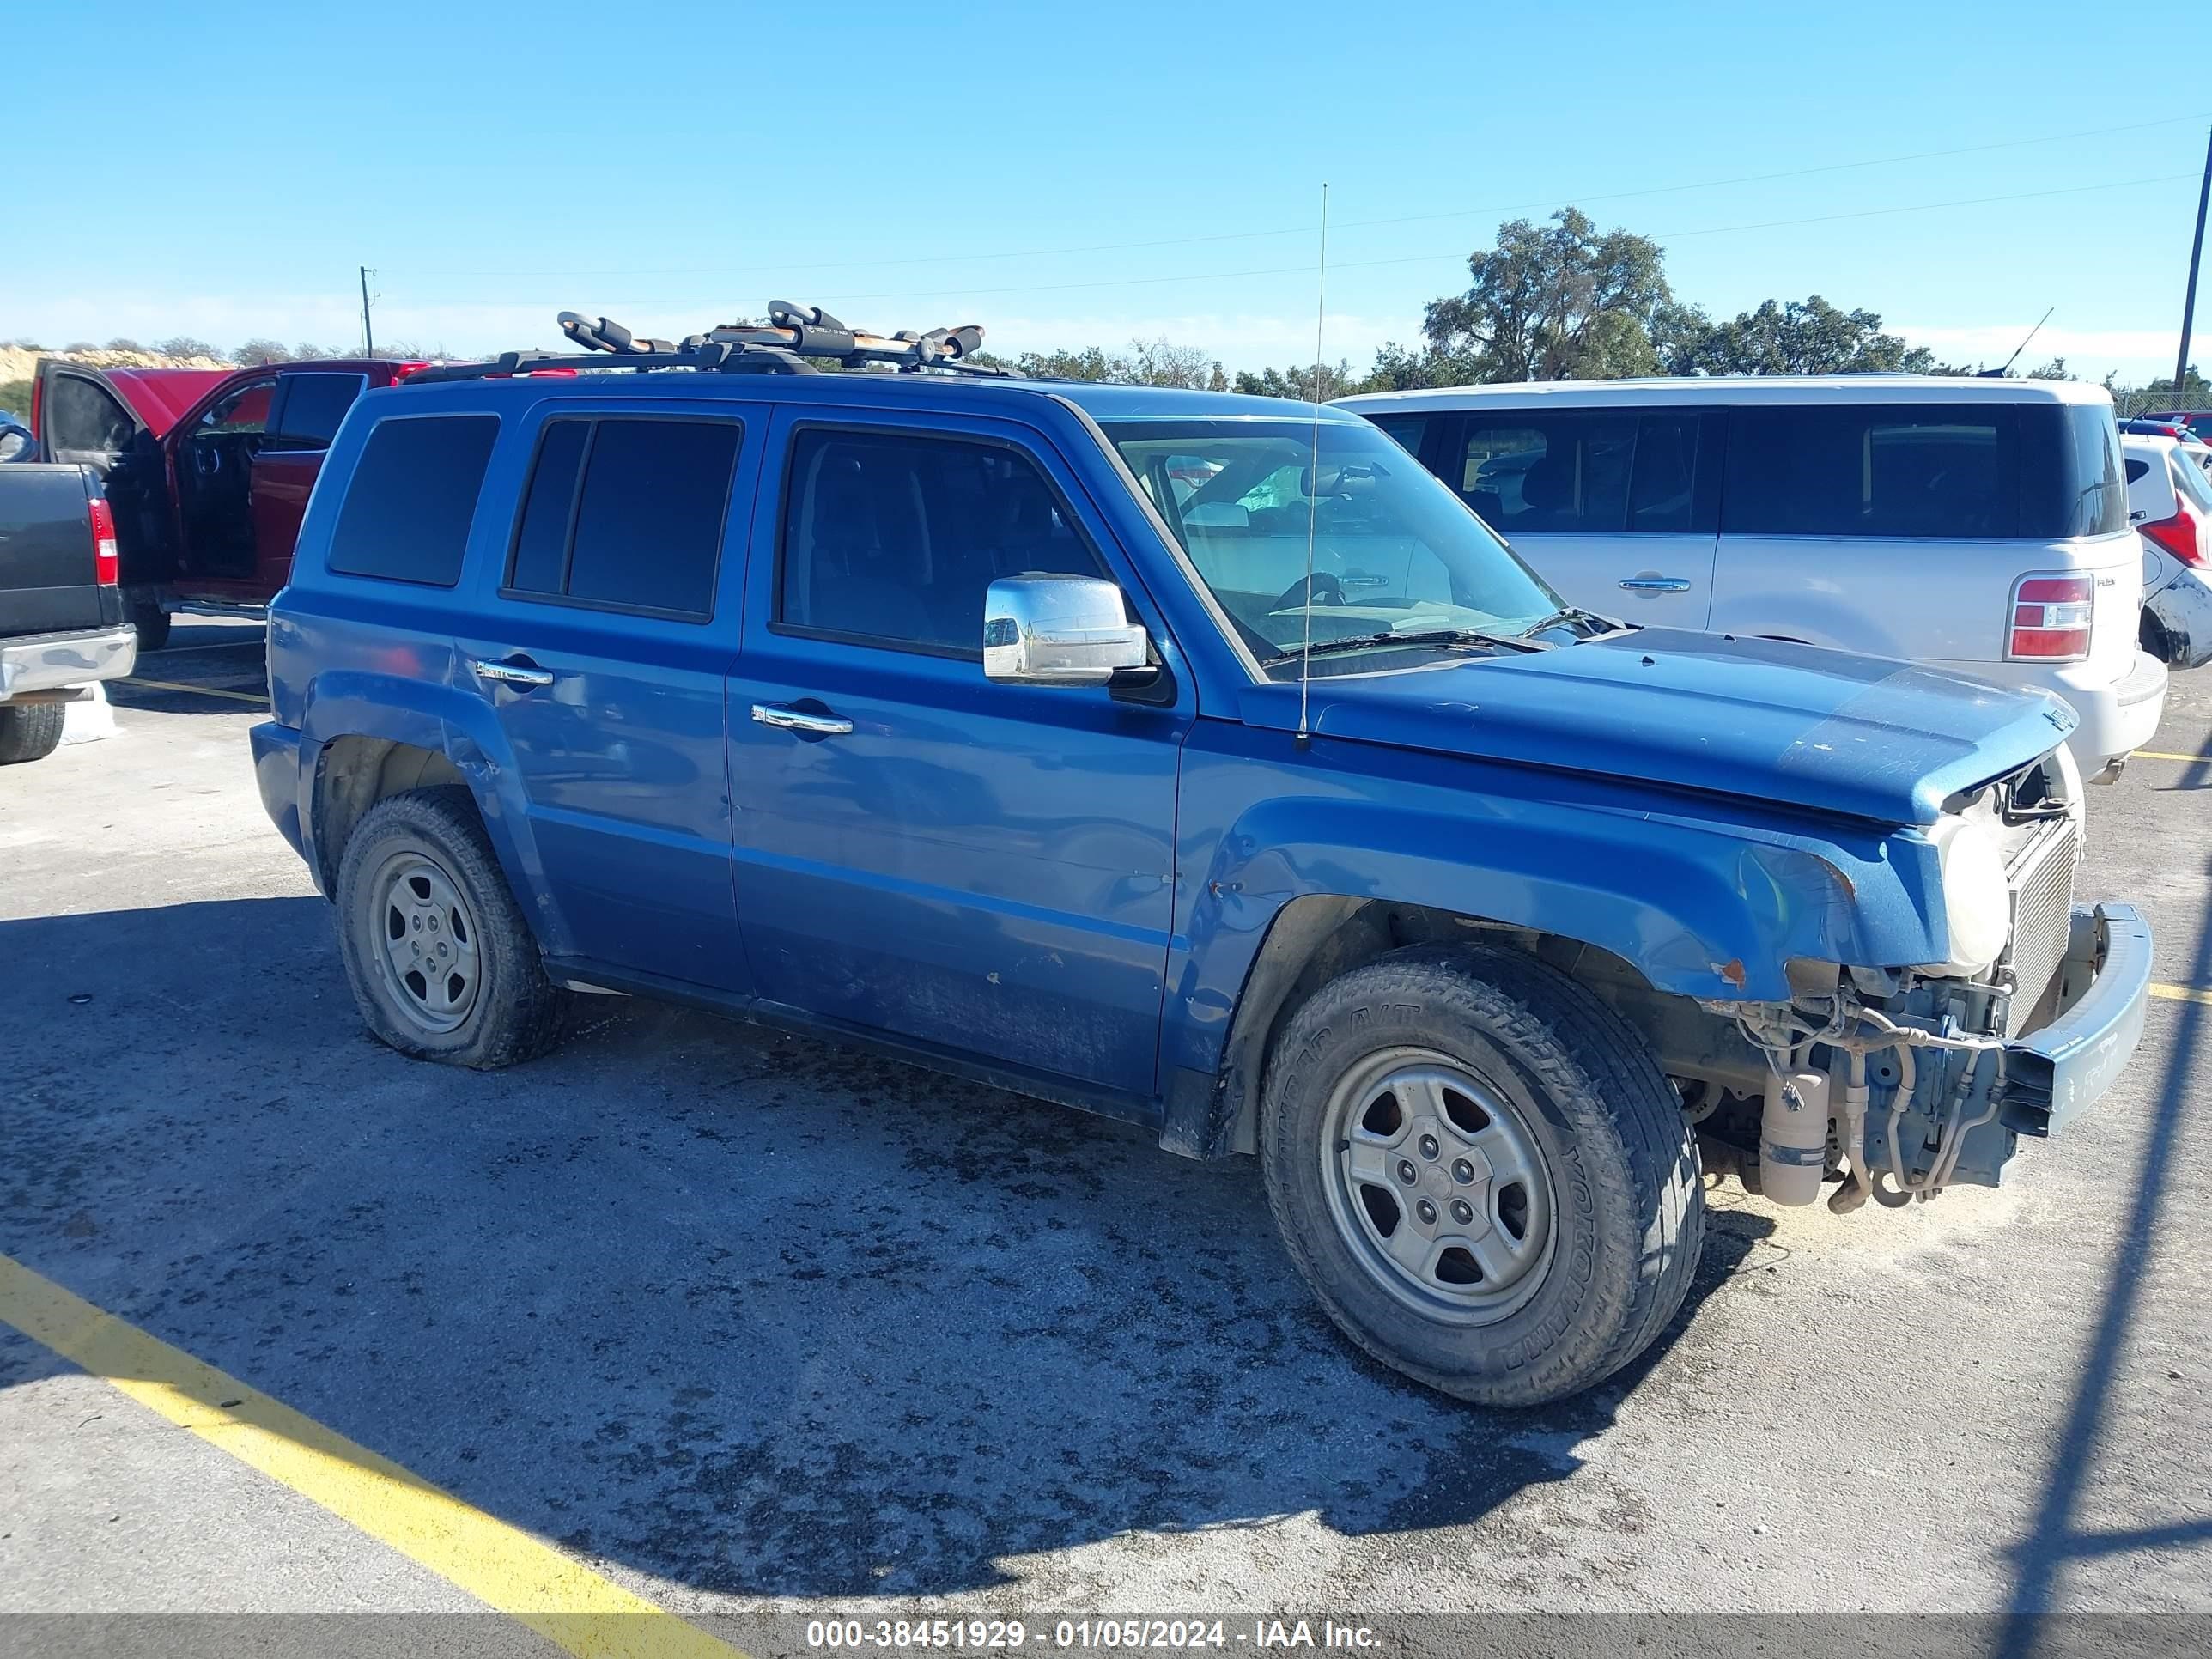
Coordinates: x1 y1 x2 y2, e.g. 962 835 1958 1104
1252 629 2075 826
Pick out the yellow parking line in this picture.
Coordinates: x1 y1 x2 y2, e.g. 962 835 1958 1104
2152 983 2212 1006
117 677 266 704
0 1252 744 1659
2132 749 2212 763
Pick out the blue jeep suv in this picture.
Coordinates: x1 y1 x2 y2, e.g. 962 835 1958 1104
251 312 2152 1406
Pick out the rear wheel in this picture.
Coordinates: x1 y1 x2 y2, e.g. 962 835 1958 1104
0 703 67 764
1261 943 1704 1407
334 786 567 1068
126 594 170 653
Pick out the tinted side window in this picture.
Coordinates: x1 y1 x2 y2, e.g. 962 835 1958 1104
1626 413 1702 532
45 375 136 464
778 428 1103 654
568 421 739 616
1723 405 2016 539
507 420 589 597
1456 414 1634 534
327 416 499 586
502 417 739 618
1368 414 1428 459
269 373 368 449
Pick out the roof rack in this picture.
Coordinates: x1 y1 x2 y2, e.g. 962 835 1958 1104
401 301 1006 385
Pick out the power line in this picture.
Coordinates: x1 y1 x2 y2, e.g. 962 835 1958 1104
429 111 2209 283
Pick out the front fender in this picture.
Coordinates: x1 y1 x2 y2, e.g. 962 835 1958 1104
296 669 574 957
1162 726 1945 1090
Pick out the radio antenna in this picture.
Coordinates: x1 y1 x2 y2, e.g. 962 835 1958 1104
1297 181 1329 745
1979 306 2054 378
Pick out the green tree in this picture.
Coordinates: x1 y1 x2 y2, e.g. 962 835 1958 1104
1231 359 1373 402
2106 367 2212 417
104 337 144 353
1661 295 1936 376
1419 208 1674 382
234 338 294 366
156 336 224 362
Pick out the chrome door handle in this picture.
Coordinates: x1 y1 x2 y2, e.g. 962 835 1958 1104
472 658 555 688
751 702 853 736
1618 576 1692 594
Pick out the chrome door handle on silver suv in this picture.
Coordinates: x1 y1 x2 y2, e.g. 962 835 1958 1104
1618 576 1692 594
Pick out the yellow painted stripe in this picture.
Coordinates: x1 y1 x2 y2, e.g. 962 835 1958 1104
0 1252 744 1659
118 676 266 705
2152 982 2212 1006
2132 749 2212 763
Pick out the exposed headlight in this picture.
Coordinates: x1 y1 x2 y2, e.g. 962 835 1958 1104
1931 812 2010 975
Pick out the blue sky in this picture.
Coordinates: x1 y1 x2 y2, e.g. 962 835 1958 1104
9 0 2208 382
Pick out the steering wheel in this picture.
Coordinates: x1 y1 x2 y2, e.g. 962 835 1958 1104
195 443 223 477
1273 572 1343 611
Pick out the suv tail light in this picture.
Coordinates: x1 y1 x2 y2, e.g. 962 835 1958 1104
88 497 118 586
2139 491 2209 568
2008 573 2094 660
391 361 430 383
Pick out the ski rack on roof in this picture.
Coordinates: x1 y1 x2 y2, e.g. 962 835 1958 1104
401 301 1005 385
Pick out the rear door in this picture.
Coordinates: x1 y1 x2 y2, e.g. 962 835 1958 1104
1440 407 1717 625
247 371 371 599
453 402 757 993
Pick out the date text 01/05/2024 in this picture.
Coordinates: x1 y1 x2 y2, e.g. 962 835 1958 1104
803 1620 1382 1650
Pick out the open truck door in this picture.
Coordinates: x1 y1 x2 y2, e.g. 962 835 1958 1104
33 361 229 648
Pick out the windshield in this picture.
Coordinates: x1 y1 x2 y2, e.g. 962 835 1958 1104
1103 418 1561 675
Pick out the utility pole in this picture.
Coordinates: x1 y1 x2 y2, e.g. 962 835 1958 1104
359 266 376 358
2174 126 2212 398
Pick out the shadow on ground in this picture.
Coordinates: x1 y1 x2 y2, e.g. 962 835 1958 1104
0 897 1763 1599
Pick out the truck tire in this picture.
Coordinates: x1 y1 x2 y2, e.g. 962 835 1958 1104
0 704 67 764
1260 942 1704 1407
130 601 171 654
333 785 567 1069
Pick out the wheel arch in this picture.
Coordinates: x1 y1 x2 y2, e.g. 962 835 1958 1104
1179 897 1734 1159
296 675 573 957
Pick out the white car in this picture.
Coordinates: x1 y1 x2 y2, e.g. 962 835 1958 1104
2124 432 2212 670
1337 375 2166 781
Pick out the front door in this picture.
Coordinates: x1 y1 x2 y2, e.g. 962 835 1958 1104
1443 408 1718 627
171 374 277 585
727 407 1189 1100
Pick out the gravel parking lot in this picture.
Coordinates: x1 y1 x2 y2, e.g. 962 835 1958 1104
3 621 2208 1648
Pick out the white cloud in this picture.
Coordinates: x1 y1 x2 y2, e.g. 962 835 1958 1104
1896 322 2185 380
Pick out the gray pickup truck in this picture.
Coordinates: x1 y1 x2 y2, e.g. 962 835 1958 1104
0 463 138 763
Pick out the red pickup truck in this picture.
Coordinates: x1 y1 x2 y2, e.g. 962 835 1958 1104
32 356 412 648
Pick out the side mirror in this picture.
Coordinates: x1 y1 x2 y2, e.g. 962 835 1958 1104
983 574 1150 686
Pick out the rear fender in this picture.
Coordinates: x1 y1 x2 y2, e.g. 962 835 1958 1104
296 671 573 956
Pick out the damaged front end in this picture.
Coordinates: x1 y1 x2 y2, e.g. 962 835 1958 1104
1688 752 2153 1211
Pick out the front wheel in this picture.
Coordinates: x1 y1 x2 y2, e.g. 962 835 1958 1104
1260 943 1704 1407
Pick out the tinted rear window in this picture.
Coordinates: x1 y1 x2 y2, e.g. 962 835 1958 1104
327 415 499 586
1722 401 2125 541
503 416 740 618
